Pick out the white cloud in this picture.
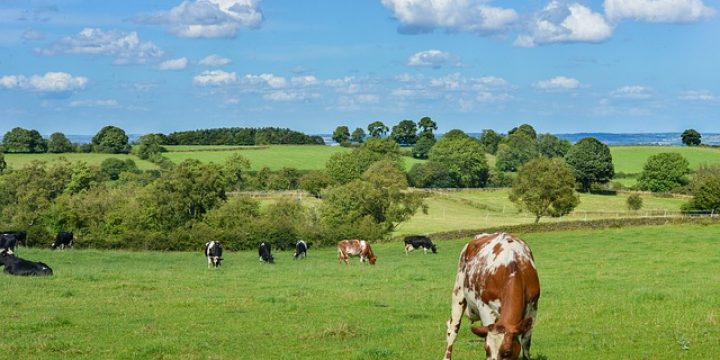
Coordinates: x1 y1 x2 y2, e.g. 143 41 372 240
611 85 653 99
476 76 508 87
0 72 88 92
604 0 715 23
679 90 717 101
37 28 164 64
193 70 237 86
263 90 319 102
243 73 287 88
69 99 119 108
381 0 518 34
324 77 360 94
158 57 188 70
355 94 380 104
134 0 263 38
199 54 232 66
407 49 459 68
21 29 44 41
291 75 319 86
514 2 612 47
534 76 581 90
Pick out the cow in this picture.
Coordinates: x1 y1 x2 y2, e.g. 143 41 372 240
0 233 21 252
0 250 53 276
443 233 540 360
404 235 437 255
51 231 74 250
294 240 308 260
337 239 376 265
204 241 223 268
259 242 274 264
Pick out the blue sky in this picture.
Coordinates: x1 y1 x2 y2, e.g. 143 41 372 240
0 0 718 135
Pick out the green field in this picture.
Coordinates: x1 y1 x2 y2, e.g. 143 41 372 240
3 153 159 171
2 224 718 359
611 146 720 174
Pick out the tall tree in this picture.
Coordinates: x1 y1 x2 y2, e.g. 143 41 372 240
332 126 351 145
479 129 503 155
537 133 571 158
509 157 579 223
681 129 702 146
495 134 538 172
637 153 690 192
564 137 614 192
351 128 366 144
429 130 489 187
2 127 47 153
417 116 437 135
48 132 74 153
367 121 389 138
390 120 418 145
92 126 131 154
508 124 537 139
412 134 436 159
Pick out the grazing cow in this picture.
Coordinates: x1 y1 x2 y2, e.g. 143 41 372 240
337 239 376 265
204 241 223 268
258 242 274 264
404 235 437 255
0 233 20 252
51 231 74 250
294 240 308 260
443 233 540 360
0 250 53 276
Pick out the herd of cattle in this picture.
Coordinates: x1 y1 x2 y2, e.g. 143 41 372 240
2 229 539 359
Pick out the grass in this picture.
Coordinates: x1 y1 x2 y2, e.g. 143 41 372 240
611 146 720 174
2 224 718 359
2 153 159 171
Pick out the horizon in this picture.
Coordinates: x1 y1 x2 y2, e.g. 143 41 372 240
1 1 718 135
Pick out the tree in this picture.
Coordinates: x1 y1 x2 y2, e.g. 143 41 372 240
223 153 251 190
351 128 366 144
325 138 402 184
479 129 503 155
429 130 489 187
390 120 418 145
564 137 614 192
417 116 437 135
508 124 537 139
636 153 690 192
407 162 453 188
412 133 436 159
682 165 720 213
101 158 139 180
0 153 5 174
299 171 331 198
537 133 571 158
92 126 131 154
495 134 538 172
332 126 351 145
509 157 579 223
367 121 389 138
627 194 643 211
681 129 702 146
2 127 47 153
135 134 167 160
48 132 73 153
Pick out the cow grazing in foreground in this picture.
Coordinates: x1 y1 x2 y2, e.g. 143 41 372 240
294 240 308 260
404 235 437 255
0 250 53 276
443 233 540 360
259 242 274 264
51 231 74 250
337 240 376 265
204 241 223 268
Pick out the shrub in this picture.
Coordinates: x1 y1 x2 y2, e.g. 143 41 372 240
407 162 453 188
637 153 690 193
299 171 331 198
627 194 643 211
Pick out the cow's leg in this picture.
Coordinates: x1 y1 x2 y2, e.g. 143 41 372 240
423 247 428 255
521 305 538 360
444 272 466 360
207 257 212 268
404 244 411 256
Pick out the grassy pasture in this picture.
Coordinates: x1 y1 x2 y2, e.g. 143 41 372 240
2 224 718 359
610 146 720 174
2 153 159 171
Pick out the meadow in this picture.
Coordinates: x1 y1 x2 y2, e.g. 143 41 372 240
2 152 159 171
2 224 718 359
610 146 720 187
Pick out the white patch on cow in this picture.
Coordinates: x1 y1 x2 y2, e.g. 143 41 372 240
470 233 534 276
485 330 505 360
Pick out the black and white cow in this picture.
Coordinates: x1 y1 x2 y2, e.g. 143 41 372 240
204 241 223 268
0 250 53 276
259 242 274 264
51 231 74 250
294 240 308 260
404 235 437 255
0 232 22 252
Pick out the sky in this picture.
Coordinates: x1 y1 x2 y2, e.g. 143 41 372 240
0 0 718 136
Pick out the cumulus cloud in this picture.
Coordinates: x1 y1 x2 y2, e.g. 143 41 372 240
158 57 189 70
324 77 361 94
291 76 319 86
534 76 581 90
243 73 287 88
37 28 164 64
679 90 717 101
193 70 237 86
0 72 88 92
69 99 120 108
611 85 653 99
514 2 612 47
263 90 319 102
604 0 715 23
407 50 460 68
199 54 232 66
381 0 518 34
133 0 263 38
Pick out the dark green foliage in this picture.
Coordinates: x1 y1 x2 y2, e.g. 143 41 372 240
487 169 515 188
0 153 5 174
223 153 251 190
325 138 402 184
351 128 366 144
508 124 537 139
135 134 168 160
407 162 453 188
495 134 538 172
417 116 437 135
430 130 489 187
637 153 690 192
367 121 389 138
681 129 702 146
77 143 93 153
390 120 418 145
565 137 614 192
166 127 324 145
537 133 571 158
627 194 643 211
332 126 351 145
2 127 47 153
509 157 579 223
92 126 131 154
100 158 139 181
682 165 720 213
479 129 503 155
412 133 435 159
299 170 331 198
48 132 74 153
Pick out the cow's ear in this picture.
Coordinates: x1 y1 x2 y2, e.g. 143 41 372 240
471 325 490 338
520 317 534 333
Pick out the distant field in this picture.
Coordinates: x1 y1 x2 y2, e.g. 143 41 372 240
611 146 720 174
3 153 158 171
2 224 718 359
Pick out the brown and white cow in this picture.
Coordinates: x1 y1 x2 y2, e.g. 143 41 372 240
443 233 540 360
337 240 377 265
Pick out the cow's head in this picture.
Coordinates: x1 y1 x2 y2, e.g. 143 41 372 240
368 255 377 265
471 318 532 360
430 244 438 254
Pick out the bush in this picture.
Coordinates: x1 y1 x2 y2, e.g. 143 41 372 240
637 153 690 193
682 165 720 214
487 169 515 188
627 194 643 211
407 162 453 188
299 171 331 198
100 158 139 180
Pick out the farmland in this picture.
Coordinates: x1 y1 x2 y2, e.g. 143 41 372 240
2 224 718 359
2 152 159 171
